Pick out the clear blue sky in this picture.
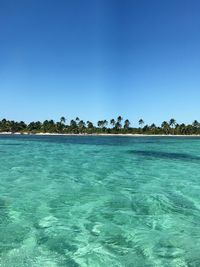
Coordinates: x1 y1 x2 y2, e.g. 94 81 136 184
0 0 200 126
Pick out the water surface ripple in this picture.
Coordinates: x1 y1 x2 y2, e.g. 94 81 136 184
0 135 200 267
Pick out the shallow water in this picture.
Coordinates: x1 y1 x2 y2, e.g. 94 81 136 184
0 135 200 267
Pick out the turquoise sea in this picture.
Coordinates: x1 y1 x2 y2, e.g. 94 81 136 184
0 135 200 267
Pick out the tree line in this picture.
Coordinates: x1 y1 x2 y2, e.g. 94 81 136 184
0 117 199 135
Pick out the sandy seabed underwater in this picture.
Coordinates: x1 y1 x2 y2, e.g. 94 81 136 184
0 135 200 267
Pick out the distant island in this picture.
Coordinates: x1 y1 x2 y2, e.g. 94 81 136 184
0 117 199 135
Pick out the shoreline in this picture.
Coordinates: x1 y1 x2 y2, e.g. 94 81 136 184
0 132 200 137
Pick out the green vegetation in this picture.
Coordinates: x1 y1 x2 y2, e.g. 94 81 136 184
0 117 200 135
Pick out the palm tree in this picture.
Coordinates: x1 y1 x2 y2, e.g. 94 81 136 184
70 120 77 127
19 121 27 131
87 121 94 129
179 123 187 135
97 120 103 128
169 118 176 127
78 120 85 131
143 124 150 133
103 120 108 128
110 119 116 127
115 122 121 130
116 116 123 129
97 120 107 129
150 123 156 134
138 119 144 134
124 119 130 129
192 120 199 134
161 121 170 134
139 119 144 128
60 116 66 124
117 116 123 124
169 118 176 135
69 120 78 133
150 123 156 128
193 120 199 128
42 120 56 133
28 121 42 132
